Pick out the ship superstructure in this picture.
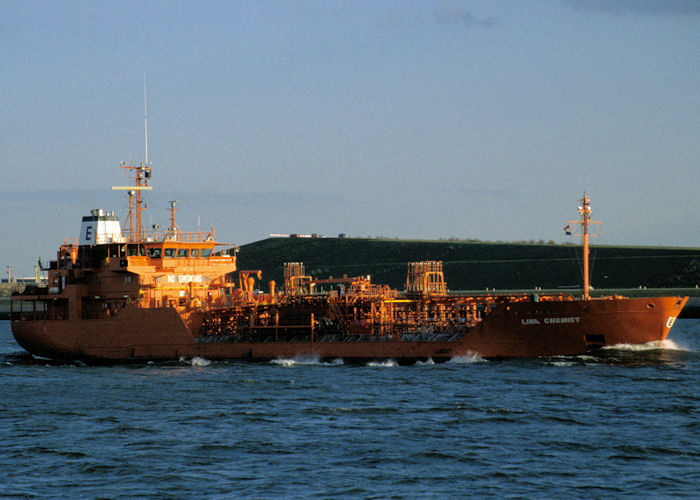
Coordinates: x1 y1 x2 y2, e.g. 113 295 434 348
12 159 236 334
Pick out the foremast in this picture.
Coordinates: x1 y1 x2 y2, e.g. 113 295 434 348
569 193 601 300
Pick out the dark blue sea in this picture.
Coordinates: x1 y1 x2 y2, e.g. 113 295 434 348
1 319 698 498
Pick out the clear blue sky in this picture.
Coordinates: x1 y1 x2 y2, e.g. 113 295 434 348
2 0 699 276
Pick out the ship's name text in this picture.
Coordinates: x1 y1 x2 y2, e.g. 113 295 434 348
521 317 580 326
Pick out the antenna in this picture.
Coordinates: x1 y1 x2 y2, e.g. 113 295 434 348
169 200 179 235
144 75 149 166
113 80 154 242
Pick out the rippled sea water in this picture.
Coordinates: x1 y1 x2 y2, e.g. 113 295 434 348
1 319 699 498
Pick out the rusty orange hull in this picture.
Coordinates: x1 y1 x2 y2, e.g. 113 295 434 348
11 296 687 364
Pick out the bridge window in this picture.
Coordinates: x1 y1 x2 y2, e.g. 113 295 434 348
191 249 200 258
177 248 189 258
127 245 147 257
164 248 176 258
147 247 161 259
201 248 212 258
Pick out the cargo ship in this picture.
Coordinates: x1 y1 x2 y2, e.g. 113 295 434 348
10 161 687 363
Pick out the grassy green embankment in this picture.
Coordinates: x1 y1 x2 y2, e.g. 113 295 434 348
237 237 700 293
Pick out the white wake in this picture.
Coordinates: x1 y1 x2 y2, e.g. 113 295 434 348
271 356 343 366
602 339 683 352
449 352 486 363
